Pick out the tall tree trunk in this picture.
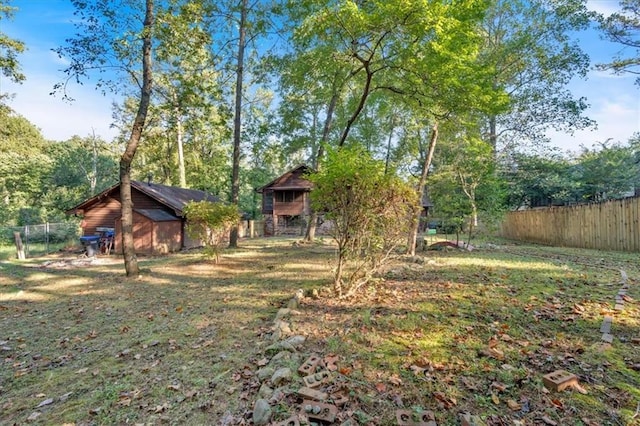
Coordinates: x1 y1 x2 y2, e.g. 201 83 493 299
384 115 395 175
406 122 438 256
176 108 186 188
489 114 497 155
304 90 339 242
120 0 154 277
229 0 247 248
90 129 98 195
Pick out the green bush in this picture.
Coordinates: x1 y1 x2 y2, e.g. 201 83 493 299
183 201 241 262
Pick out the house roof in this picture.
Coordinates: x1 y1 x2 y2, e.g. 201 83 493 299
255 164 314 193
66 180 218 217
135 209 181 222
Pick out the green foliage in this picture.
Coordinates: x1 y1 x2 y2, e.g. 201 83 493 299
183 201 240 262
308 145 417 298
596 0 640 85
0 0 26 84
503 137 640 208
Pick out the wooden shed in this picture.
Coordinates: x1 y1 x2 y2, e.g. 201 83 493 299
67 180 218 255
256 164 314 236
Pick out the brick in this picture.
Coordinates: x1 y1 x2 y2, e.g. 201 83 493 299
298 354 322 375
274 416 300 426
600 316 612 333
543 370 578 392
396 409 437 426
302 370 332 388
297 386 328 401
302 400 337 423
602 333 614 343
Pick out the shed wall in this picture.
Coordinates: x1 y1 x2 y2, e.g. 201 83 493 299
80 197 120 236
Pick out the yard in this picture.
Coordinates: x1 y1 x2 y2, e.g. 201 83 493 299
0 237 638 425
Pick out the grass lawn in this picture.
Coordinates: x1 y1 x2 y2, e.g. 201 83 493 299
0 237 638 425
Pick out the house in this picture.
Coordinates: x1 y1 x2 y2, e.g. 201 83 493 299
67 180 218 255
255 165 314 236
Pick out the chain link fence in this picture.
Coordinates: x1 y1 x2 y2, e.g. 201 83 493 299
0 221 81 258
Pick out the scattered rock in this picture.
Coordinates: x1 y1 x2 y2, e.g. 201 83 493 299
258 383 274 399
285 335 306 349
257 367 275 382
252 399 272 426
271 367 292 386
26 412 41 422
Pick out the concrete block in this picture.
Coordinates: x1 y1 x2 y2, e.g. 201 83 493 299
543 370 578 392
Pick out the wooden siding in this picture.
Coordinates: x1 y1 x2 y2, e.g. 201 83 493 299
80 196 120 236
114 212 182 255
272 191 310 216
262 190 274 214
501 196 640 252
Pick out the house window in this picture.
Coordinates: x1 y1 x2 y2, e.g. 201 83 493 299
275 191 301 203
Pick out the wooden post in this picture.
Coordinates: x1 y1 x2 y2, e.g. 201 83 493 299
14 232 25 260
249 220 254 238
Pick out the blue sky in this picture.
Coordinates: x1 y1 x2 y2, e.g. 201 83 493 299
1 0 639 153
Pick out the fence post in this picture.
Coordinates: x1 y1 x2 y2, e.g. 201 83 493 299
14 232 26 260
249 220 254 238
46 222 50 254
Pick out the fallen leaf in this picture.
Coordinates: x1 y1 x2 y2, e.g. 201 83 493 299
491 381 507 392
409 365 427 376
375 382 386 393
339 367 352 375
434 391 456 409
388 374 402 385
550 398 564 409
507 399 521 411
541 415 558 425
488 347 505 360
256 358 269 367
491 393 500 405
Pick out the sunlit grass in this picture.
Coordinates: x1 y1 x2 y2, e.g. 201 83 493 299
0 237 638 424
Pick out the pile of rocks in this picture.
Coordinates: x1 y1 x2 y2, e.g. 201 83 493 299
250 290 349 426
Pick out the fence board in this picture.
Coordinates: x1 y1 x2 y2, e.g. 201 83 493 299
501 196 640 252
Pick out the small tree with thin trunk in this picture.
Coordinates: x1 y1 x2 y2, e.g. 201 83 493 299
184 201 240 263
308 145 417 298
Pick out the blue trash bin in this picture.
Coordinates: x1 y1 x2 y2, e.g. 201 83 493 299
80 236 100 256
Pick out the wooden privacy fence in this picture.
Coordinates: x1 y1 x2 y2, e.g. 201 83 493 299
501 196 640 252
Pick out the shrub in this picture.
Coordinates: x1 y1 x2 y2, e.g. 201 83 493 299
308 146 417 298
183 201 241 262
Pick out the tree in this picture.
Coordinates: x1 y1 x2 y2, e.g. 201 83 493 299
55 0 156 277
0 105 50 224
0 0 25 86
430 127 504 243
596 0 640 85
184 201 240 263
502 150 576 208
575 141 639 201
479 0 593 152
308 145 417 298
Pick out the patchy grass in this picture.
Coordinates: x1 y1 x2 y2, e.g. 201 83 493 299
0 237 639 425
